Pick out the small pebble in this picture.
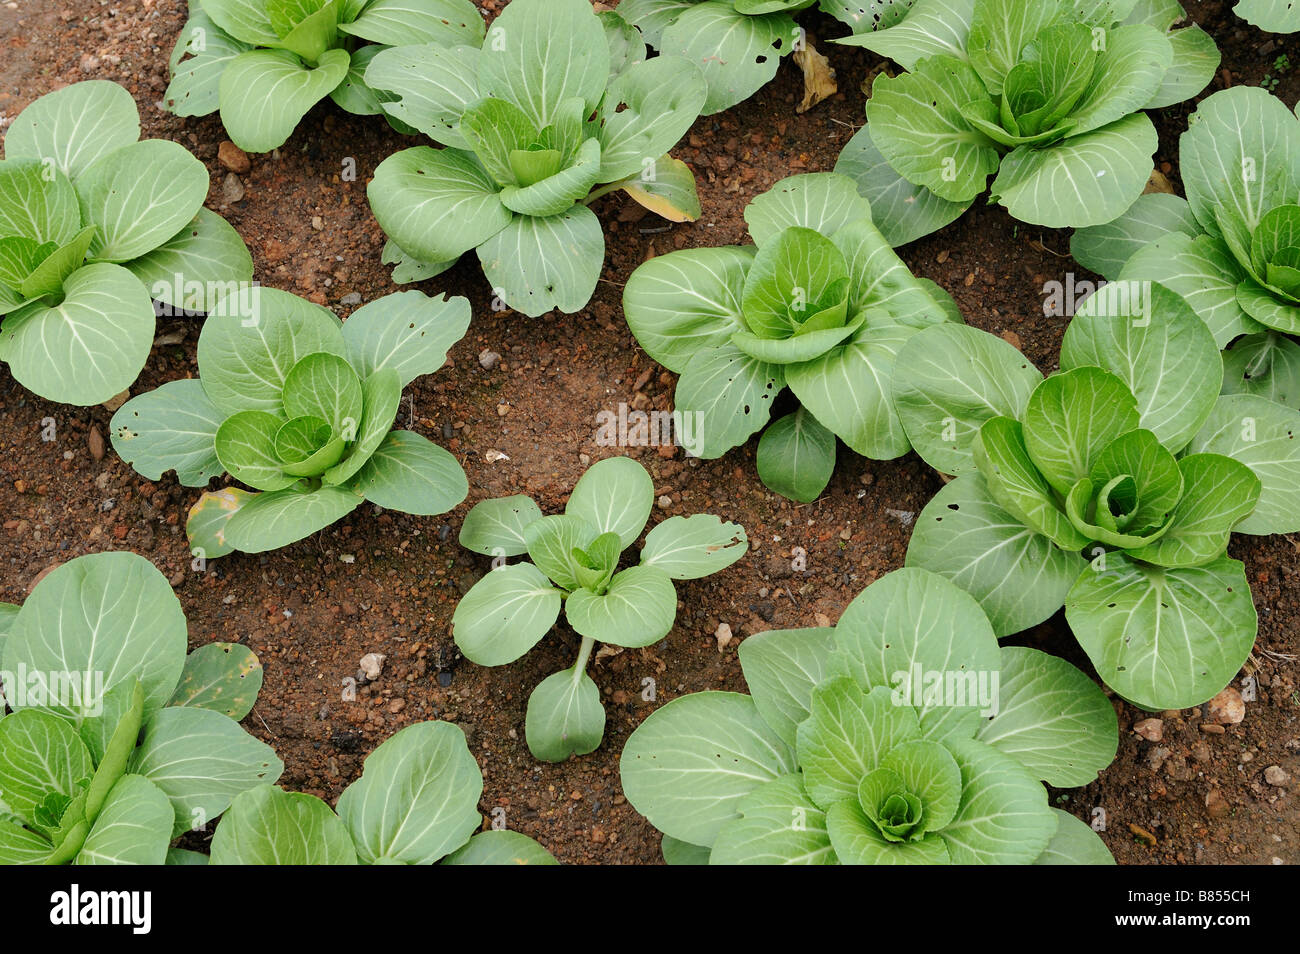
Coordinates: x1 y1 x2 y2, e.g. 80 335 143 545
359 652 386 680
1264 765 1290 786
1133 718 1163 742
715 622 733 653
478 349 501 369
1206 687 1245 725
217 141 250 173
657 495 672 510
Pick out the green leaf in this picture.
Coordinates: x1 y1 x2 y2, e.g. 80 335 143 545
967 0 1064 95
990 113 1159 228
222 484 364 553
451 562 563 666
336 720 482 864
3 552 186 721
0 820 55 864
323 368 401 485
740 226 849 340
1234 0 1300 31
736 627 835 749
565 565 677 648
1185 393 1300 535
1065 281 1222 450
476 0 609 127
0 711 93 824
564 456 653 550
1148 20 1219 109
937 736 1056 864
442 830 558 865
905 474 1088 637
186 487 256 561
595 57 707 183
660 1 792 115
166 847 210 865
893 323 1043 475
76 775 174 865
458 96 541 187
381 239 457 285
621 155 702 222
211 786 356 864
166 11 253 117
1083 427 1185 533
340 0 483 46
755 408 837 503
123 208 254 313
5 81 140 180
973 416 1090 549
1070 192 1201 281
18 226 95 300
866 55 1001 204
523 514 598 590
84 681 145 821
1237 274 1300 334
110 379 224 487
352 430 467 516
525 666 606 762
215 410 297 492
1128 454 1261 567
660 833 711 865
0 160 80 247
1221 333 1300 406
835 0 976 69
363 43 480 149
622 246 752 373
797 682 920 810
601 9 647 79
832 122 971 247
499 137 602 216
168 643 264 721
459 495 543 557
619 691 796 847
1064 24 1172 136
710 774 834 865
476 204 604 317
1034 808 1116 864
674 344 784 458
328 44 385 115
639 513 748 580
1022 368 1141 495
1067 553 1257 709
199 0 279 45
976 646 1117 787
826 798 951 864
744 173 874 249
0 264 153 405
282 352 363 436
218 48 350 152
130 706 284 836
197 286 345 415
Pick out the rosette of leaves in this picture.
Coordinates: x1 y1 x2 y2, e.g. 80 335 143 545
1073 87 1300 422
109 287 470 558
890 282 1300 710
832 0 1219 245
362 0 708 316
452 456 748 762
619 567 1118 865
0 81 252 405
0 552 281 865
623 172 961 502
208 721 556 864
164 0 485 152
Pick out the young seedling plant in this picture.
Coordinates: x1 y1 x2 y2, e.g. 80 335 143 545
452 456 748 762
1073 86 1300 414
892 281 1300 710
623 172 961 502
210 721 556 864
109 288 470 558
833 0 1220 246
363 0 708 316
0 552 281 865
620 567 1118 864
0 81 252 405
165 0 486 152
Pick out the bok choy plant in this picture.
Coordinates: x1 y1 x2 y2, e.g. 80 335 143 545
623 172 961 502
0 552 281 864
109 288 470 558
0 81 252 405
619 567 1118 864
362 0 708 316
1073 87 1300 420
892 281 1298 710
165 0 486 152
833 0 1220 245
452 456 748 762
211 721 556 864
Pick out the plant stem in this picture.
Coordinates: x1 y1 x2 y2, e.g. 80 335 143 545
582 180 628 206
571 635 596 685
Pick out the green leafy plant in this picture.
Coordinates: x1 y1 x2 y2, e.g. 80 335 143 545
210 721 556 864
0 552 281 864
1073 87 1300 417
452 456 748 762
623 172 960 502
833 0 1220 246
165 0 485 152
891 282 1300 710
0 81 252 405
109 287 470 558
619 567 1118 864
1233 0 1300 33
362 0 708 316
